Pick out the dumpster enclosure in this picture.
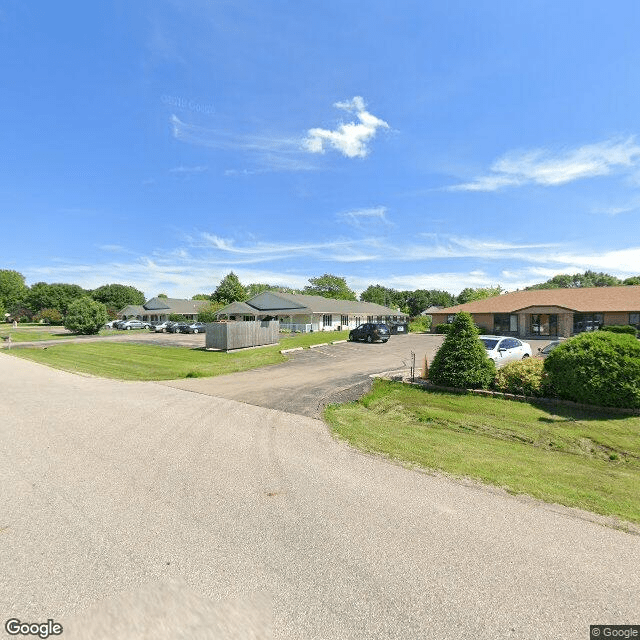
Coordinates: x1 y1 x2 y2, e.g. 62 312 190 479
205 320 279 351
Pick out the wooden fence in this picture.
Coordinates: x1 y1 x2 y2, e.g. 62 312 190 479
205 320 279 351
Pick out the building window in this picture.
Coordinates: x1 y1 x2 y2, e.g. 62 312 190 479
573 313 603 333
367 316 374 323
323 314 332 327
341 315 349 326
630 313 640 327
493 314 518 334
353 317 361 326
447 315 455 324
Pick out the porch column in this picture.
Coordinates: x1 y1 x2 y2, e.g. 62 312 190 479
518 313 527 337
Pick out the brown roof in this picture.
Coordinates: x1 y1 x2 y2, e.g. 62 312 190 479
437 286 640 314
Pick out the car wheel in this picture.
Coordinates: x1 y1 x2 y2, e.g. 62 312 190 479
382 339 388 343
127 326 131 330
162 328 166 333
522 354 529 359
194 329 199 334
366 335 373 343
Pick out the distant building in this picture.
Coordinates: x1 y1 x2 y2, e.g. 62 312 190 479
430 286 640 338
216 291 408 332
117 297 209 322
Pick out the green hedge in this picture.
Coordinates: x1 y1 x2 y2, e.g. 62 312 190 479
599 325 637 335
434 323 452 334
544 332 640 409
493 358 548 397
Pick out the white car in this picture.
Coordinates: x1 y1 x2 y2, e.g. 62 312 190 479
479 335 532 366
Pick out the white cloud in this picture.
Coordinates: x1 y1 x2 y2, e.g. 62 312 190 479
169 165 207 174
338 206 391 228
303 96 389 158
450 137 640 191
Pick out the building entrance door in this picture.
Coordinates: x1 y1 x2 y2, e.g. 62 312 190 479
530 314 558 336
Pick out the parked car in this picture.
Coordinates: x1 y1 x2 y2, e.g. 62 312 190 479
150 320 172 333
537 339 565 358
112 319 127 329
120 319 150 330
184 322 206 334
348 323 390 343
168 322 189 333
479 335 532 365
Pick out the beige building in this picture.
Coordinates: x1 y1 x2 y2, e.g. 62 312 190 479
430 286 640 338
117 297 209 322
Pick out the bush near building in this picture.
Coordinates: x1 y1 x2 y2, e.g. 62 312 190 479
599 325 637 336
493 358 548 397
544 332 640 409
34 308 64 325
429 312 495 389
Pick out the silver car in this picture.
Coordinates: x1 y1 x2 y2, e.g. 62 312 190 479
479 335 532 366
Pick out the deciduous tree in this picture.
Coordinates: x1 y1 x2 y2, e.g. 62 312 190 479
212 272 247 305
303 274 356 301
64 297 108 335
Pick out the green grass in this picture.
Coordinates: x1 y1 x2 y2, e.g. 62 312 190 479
4 330 350 380
0 324 119 342
325 379 640 525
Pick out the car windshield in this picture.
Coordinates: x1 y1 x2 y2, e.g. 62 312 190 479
480 338 499 350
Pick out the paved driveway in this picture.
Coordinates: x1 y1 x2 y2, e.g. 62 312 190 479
1 353 638 640
160 334 553 417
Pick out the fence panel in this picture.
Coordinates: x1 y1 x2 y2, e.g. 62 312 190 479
205 320 279 351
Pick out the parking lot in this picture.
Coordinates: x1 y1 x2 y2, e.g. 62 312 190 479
160 333 554 417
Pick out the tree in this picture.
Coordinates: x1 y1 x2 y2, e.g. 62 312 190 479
360 284 393 306
623 276 640 286
0 270 28 312
191 294 212 301
25 282 87 315
64 297 108 335
303 274 356 301
428 312 495 389
197 302 224 323
91 284 145 311
405 289 456 317
527 271 622 290
245 283 273 298
158 293 169 298
457 286 503 305
0 300 4 321
212 272 247 305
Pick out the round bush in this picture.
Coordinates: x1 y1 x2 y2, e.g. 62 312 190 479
493 357 548 397
434 323 452 334
599 325 637 335
64 297 108 335
544 332 640 408
429 312 495 389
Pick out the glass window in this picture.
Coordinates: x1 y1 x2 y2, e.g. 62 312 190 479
323 314 332 327
630 313 640 326
447 315 455 324
341 315 349 325
573 313 603 333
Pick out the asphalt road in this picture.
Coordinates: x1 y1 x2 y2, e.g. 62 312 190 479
1 352 638 640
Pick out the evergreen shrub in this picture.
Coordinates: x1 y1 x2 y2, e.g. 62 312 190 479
429 312 495 389
493 357 548 397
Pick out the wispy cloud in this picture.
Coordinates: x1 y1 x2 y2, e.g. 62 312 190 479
591 198 640 216
98 244 127 253
171 115 317 173
449 137 640 191
169 165 208 175
303 96 389 158
338 206 391 229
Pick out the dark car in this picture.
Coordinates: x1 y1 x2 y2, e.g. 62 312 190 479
348 323 390 343
168 322 189 333
537 339 565 358
184 322 206 334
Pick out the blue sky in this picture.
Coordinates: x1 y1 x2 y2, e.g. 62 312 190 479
2 1 640 299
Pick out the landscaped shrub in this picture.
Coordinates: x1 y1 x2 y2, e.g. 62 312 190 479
169 313 187 322
544 332 640 408
434 323 452 334
429 312 495 389
35 308 64 325
64 297 108 335
599 325 637 335
493 357 548 397
409 316 431 333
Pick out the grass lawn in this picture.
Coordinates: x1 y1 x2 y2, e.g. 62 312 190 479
0 324 119 342
4 330 350 380
325 379 640 525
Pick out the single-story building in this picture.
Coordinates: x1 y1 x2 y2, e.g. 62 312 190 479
430 286 640 338
215 291 408 332
117 297 210 322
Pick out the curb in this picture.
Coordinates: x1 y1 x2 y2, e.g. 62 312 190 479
309 343 329 349
280 347 304 354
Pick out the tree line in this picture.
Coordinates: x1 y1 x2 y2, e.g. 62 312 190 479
2 268 640 324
